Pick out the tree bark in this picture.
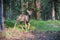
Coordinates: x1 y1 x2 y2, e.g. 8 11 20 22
0 0 4 31
9 0 12 19
52 0 55 20
34 0 40 20
21 0 24 14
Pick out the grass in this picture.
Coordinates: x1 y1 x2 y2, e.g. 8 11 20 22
30 20 60 32
4 19 60 32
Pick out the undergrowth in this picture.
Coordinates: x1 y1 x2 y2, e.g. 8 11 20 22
4 19 60 32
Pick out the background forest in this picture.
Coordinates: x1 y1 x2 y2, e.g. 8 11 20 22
3 0 60 31
4 0 60 20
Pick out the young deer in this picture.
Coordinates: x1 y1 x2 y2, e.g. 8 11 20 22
14 10 32 30
16 13 29 25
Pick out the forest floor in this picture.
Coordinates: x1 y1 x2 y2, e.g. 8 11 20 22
1 28 60 40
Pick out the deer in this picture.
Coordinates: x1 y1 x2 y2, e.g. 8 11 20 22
14 9 32 31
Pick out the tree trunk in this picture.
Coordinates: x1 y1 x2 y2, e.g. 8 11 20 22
0 0 4 31
34 0 40 20
21 0 24 14
0 0 5 38
52 0 55 20
3 0 6 18
9 0 12 19
26 2 28 9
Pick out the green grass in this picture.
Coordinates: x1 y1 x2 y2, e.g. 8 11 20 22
4 19 15 28
4 19 60 32
30 20 60 32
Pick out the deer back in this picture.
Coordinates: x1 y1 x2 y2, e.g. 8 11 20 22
16 14 29 23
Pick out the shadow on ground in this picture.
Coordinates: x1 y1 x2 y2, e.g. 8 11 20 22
1 29 60 40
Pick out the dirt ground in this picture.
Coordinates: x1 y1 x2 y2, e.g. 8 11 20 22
0 29 60 40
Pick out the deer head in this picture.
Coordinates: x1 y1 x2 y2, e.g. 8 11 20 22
27 9 32 15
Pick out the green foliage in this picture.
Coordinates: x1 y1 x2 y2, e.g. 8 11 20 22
55 0 60 20
30 20 60 32
4 19 60 32
4 0 21 20
4 20 15 28
40 0 52 20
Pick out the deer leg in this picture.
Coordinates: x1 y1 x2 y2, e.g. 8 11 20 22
13 22 17 29
24 21 27 31
25 21 30 31
27 22 30 30
24 21 28 31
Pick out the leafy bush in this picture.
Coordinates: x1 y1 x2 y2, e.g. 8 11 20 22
4 20 15 28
